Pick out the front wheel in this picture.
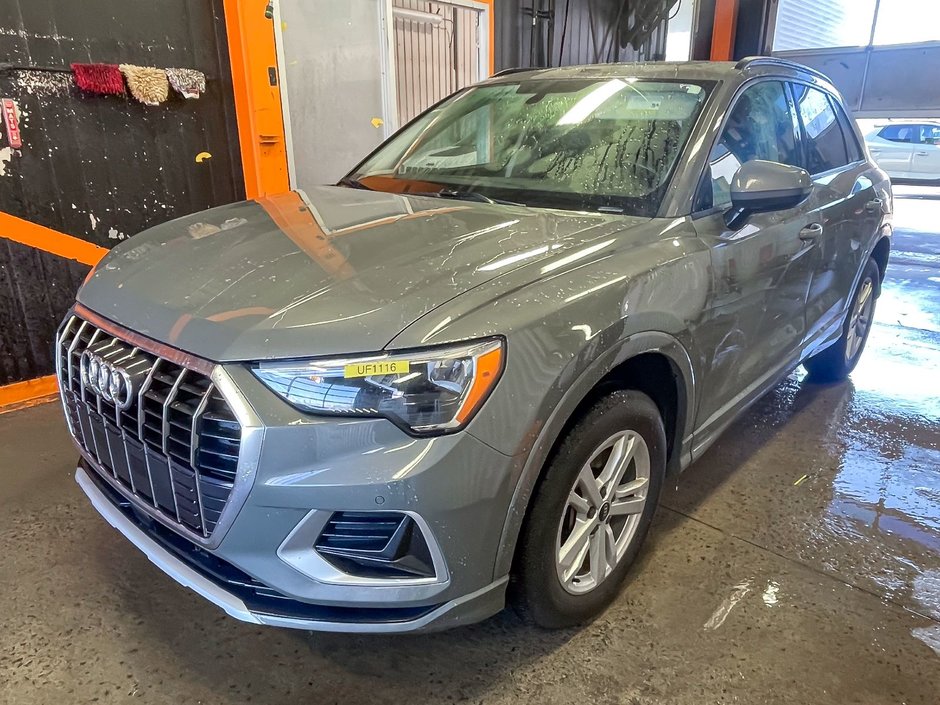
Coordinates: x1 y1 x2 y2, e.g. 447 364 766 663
804 256 880 382
513 390 666 628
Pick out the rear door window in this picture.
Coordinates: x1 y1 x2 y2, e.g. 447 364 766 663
878 125 915 143
699 80 801 210
792 84 850 174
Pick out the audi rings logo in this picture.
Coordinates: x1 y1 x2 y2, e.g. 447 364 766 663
80 351 136 410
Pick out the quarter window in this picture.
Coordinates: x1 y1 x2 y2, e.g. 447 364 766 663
831 99 863 162
700 81 801 210
918 124 940 144
793 84 850 173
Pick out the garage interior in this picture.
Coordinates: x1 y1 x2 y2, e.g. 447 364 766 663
1 1 938 703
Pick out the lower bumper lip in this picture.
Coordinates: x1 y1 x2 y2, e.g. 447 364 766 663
75 464 508 633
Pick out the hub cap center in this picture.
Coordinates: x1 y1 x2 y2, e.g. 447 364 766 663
598 502 611 523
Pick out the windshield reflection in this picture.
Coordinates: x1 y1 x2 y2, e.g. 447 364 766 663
346 78 712 217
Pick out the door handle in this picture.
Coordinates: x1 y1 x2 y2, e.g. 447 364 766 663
865 197 883 213
799 223 823 241
916 151 929 156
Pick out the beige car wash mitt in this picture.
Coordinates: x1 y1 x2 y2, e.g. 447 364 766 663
119 64 169 105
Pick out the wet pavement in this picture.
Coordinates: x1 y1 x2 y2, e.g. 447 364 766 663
1 187 938 704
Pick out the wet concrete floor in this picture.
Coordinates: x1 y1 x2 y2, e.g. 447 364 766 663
1 187 938 704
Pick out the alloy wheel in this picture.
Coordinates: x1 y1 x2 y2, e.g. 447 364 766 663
846 276 875 362
555 430 651 595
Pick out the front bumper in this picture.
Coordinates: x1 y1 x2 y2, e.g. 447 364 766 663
76 463 508 632
71 367 525 633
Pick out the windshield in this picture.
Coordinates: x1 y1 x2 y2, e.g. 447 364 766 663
346 78 711 216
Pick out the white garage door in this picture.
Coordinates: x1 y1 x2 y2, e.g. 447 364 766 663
773 0 877 52
393 0 487 124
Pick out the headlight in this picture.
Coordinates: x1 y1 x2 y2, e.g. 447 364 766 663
252 338 504 435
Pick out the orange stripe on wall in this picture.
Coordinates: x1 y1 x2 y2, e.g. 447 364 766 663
0 212 108 267
0 374 59 412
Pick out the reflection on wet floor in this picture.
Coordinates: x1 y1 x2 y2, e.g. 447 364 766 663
834 317 940 547
912 569 940 656
668 186 940 666
834 188 940 572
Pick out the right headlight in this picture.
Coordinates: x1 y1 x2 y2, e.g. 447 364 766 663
251 338 505 435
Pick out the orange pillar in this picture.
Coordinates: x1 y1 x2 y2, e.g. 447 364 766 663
222 0 290 199
482 0 496 74
710 0 739 61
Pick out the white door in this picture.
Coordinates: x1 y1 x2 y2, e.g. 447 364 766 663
866 124 914 178
910 124 940 179
392 0 487 125
276 0 396 189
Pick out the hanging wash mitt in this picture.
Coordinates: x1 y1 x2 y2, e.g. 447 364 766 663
119 64 169 105
166 68 206 99
71 63 125 96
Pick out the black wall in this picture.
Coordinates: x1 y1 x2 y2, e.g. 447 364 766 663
0 0 245 385
733 0 778 59
496 0 675 71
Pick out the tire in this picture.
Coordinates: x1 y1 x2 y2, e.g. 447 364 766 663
803 257 881 383
513 390 666 628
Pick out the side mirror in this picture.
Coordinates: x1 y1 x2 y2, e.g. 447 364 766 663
725 160 812 230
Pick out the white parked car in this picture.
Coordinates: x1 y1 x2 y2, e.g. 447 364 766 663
865 121 940 182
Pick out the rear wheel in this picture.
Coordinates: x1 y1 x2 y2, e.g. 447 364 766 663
804 257 880 382
513 390 666 628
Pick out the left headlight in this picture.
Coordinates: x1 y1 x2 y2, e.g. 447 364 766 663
251 338 505 435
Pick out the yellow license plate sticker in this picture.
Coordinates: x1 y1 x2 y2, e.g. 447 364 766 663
343 360 411 378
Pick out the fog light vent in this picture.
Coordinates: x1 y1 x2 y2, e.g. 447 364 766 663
315 511 435 579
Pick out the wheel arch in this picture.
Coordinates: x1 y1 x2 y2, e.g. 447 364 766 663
871 234 890 289
492 331 695 579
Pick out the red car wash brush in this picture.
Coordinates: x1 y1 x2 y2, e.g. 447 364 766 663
70 63 125 96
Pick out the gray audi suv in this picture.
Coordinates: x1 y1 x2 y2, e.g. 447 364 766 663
58 57 891 632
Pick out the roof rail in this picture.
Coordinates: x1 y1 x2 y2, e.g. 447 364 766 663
491 67 536 77
735 55 831 82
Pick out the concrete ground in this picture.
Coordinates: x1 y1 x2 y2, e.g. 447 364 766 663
2 188 938 705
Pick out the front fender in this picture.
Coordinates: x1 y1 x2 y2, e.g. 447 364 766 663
387 227 709 581
490 329 695 579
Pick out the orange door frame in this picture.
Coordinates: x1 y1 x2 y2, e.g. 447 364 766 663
223 0 492 196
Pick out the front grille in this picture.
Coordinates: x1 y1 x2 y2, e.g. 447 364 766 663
57 314 242 538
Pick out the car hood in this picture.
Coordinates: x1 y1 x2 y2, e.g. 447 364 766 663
78 187 645 361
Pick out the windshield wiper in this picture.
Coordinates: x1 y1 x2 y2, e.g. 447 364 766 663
337 176 372 190
410 188 526 207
